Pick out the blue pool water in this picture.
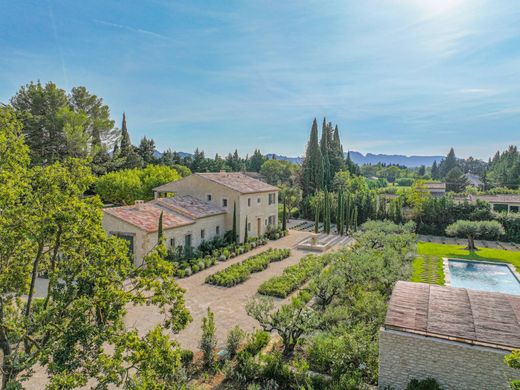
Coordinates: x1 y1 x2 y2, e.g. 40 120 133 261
448 259 520 295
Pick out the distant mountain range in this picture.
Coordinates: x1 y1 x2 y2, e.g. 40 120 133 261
154 151 443 168
267 152 443 167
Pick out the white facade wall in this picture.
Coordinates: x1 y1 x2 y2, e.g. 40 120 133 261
153 175 279 243
102 212 225 266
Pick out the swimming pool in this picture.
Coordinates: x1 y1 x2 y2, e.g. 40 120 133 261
447 259 520 295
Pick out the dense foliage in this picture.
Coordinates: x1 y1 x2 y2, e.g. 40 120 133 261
446 220 505 250
229 221 417 389
95 164 183 204
0 107 192 389
205 249 290 287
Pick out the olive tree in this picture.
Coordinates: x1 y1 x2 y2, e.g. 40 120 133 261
446 220 505 251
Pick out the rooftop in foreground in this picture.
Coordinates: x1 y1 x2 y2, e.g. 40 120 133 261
385 281 520 350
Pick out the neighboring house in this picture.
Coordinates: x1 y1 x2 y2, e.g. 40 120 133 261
154 172 279 241
103 172 279 265
464 173 484 189
103 196 226 266
423 182 446 197
454 194 520 213
379 281 519 390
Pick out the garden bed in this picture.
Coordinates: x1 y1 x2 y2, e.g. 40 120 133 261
205 248 291 287
258 253 332 298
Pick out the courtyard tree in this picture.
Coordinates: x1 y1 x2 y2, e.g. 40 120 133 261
246 296 320 357
200 307 217 372
446 220 505 251
301 118 324 196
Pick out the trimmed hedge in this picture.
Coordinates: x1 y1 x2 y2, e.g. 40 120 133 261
205 248 290 287
258 254 331 298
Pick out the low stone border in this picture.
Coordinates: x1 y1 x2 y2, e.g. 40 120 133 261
443 257 451 287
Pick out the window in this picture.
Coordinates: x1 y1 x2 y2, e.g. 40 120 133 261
247 222 251 231
268 215 275 226
201 229 205 239
207 194 212 202
257 197 261 204
222 198 228 208
268 193 276 205
216 226 220 235
248 198 251 207
170 237 176 248
265 219 268 226
184 234 192 257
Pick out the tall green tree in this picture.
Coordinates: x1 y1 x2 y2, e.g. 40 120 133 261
137 136 156 165
330 124 346 176
232 202 238 243
248 149 267 172
445 166 469 193
301 118 324 196
320 118 332 188
282 196 287 231
431 160 440 179
0 110 191 388
439 148 458 178
158 211 164 243
244 216 249 242
119 113 143 169
200 308 217 372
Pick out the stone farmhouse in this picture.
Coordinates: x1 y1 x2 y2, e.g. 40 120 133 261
379 281 519 389
102 172 279 266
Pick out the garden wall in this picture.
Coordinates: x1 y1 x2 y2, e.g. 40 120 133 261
378 328 518 389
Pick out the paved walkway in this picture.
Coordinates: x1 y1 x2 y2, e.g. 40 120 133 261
125 230 320 350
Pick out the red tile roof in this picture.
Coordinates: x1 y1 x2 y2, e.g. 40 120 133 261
385 281 520 350
103 195 225 232
152 195 226 219
154 172 278 194
104 203 194 232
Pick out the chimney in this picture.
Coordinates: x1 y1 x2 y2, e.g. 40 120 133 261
135 200 145 208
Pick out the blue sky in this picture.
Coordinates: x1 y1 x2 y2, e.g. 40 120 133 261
1 0 520 159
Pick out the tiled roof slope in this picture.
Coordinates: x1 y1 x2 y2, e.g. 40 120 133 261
153 172 278 194
385 281 520 350
152 195 226 219
104 203 194 232
103 195 225 232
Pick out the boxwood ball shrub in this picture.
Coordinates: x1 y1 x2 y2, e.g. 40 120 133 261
205 248 291 287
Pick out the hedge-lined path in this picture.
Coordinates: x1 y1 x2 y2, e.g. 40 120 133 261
124 230 353 351
418 234 520 251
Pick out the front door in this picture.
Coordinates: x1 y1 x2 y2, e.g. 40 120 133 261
257 218 261 236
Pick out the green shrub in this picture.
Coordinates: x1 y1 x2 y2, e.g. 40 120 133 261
205 249 290 287
258 254 332 298
226 325 245 358
180 349 194 366
244 330 270 356
406 377 442 390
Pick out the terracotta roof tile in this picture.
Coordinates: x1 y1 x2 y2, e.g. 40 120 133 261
104 203 194 233
195 172 278 193
152 195 226 219
385 281 520 350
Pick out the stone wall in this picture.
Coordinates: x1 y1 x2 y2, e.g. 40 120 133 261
378 328 518 390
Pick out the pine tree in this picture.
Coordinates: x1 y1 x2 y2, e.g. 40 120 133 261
118 113 143 169
431 160 439 179
244 216 248 243
301 119 324 196
158 211 164 243
439 148 458 178
232 202 237 243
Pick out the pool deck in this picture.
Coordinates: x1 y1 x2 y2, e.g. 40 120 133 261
443 257 520 288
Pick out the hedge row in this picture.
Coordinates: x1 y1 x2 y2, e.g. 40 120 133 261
205 248 291 287
258 254 331 298
175 237 269 278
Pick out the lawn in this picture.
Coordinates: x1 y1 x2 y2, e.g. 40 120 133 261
411 242 520 285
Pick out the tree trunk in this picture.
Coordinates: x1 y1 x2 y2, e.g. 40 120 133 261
466 236 478 251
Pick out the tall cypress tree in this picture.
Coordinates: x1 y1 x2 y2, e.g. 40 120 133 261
302 119 324 196
338 190 344 236
118 113 143 169
320 119 331 188
282 196 287 231
324 189 331 234
232 202 238 243
244 216 248 243
157 211 164 243
119 113 131 151
314 196 320 234
431 160 439 180
439 148 458 178
330 124 345 174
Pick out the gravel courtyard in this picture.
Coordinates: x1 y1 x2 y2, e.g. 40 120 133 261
125 230 317 350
